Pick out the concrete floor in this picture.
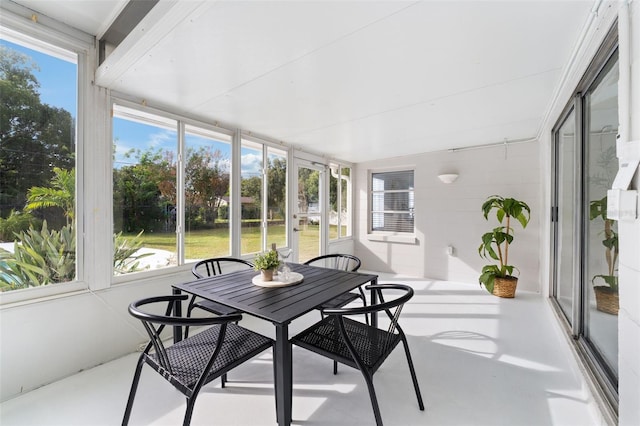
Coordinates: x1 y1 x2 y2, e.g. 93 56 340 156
0 275 604 425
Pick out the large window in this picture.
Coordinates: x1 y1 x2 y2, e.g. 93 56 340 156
370 169 414 233
112 110 289 273
240 137 287 255
0 34 78 291
113 105 178 274
184 125 232 260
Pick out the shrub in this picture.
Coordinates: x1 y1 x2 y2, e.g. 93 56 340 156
0 221 75 290
0 210 41 241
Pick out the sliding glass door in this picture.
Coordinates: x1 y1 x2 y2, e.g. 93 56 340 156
551 44 619 408
552 108 577 325
583 53 619 378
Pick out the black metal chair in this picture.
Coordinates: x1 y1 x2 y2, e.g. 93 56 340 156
303 253 366 314
122 294 274 426
291 284 424 426
186 257 254 332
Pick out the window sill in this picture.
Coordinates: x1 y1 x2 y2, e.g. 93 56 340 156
366 234 417 244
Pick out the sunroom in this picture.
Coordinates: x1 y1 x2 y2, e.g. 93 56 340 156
1 1 638 425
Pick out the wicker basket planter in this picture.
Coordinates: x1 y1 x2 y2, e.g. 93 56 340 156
594 286 619 315
492 276 518 298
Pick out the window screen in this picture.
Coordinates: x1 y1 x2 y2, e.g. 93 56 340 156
370 170 414 233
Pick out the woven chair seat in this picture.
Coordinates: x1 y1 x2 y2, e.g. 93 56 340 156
146 323 272 396
292 316 401 374
123 294 274 426
291 284 424 426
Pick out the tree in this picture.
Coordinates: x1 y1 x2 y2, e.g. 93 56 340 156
185 146 229 225
25 167 75 225
267 157 287 219
0 45 75 220
113 148 173 232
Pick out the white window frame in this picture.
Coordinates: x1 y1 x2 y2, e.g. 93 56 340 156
329 162 354 241
367 167 416 244
0 5 93 304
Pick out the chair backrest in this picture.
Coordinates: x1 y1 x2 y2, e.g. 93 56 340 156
128 294 242 375
322 284 413 334
303 254 361 272
192 257 254 279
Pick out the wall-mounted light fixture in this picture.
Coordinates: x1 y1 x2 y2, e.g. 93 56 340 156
437 173 459 184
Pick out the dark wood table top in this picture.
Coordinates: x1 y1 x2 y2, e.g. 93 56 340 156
172 263 378 324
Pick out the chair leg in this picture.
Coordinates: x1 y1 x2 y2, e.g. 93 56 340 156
360 369 383 426
221 373 227 388
122 356 145 426
401 337 425 410
183 396 196 426
333 360 338 375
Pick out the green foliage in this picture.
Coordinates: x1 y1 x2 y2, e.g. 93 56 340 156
113 231 153 275
0 210 40 241
113 148 173 232
253 250 281 270
185 146 229 225
0 45 75 220
0 221 75 290
25 168 75 224
481 195 530 229
589 196 619 291
217 204 229 220
478 195 530 293
0 224 152 290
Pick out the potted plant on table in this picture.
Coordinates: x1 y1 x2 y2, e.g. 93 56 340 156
254 250 281 282
589 196 619 314
478 195 531 297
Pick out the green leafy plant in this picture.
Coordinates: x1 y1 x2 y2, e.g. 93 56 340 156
253 250 281 271
478 195 531 294
0 210 40 241
589 196 618 292
25 167 75 224
113 231 154 275
0 221 75 290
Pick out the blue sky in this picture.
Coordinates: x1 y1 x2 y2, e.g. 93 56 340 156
1 39 77 117
2 37 269 175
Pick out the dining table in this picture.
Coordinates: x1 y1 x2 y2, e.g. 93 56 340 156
171 262 378 426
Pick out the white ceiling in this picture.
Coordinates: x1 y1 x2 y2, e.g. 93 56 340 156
15 0 595 163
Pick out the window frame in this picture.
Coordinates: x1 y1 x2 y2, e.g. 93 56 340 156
367 167 416 243
239 133 289 255
329 163 353 241
111 98 241 282
0 9 92 304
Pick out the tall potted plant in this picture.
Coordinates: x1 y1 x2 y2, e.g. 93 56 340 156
478 195 531 297
589 196 619 314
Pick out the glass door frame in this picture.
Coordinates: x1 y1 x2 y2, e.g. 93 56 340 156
291 158 326 264
549 23 619 415
551 99 582 337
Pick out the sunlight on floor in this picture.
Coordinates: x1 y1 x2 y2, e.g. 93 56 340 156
498 353 562 372
0 276 603 426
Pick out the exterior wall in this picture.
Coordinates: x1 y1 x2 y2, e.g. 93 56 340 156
618 2 640 425
354 141 541 292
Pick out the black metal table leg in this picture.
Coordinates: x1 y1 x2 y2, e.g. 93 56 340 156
274 322 292 426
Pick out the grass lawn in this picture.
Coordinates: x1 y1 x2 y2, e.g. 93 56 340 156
127 223 340 261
